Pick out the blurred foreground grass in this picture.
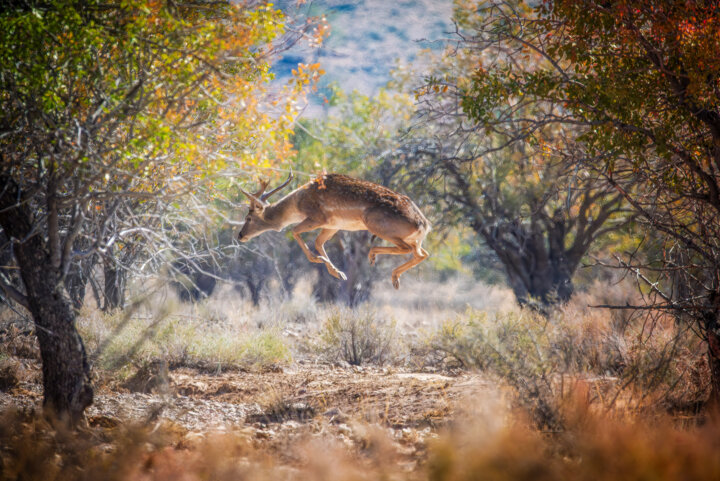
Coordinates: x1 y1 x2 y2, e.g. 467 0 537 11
1 393 719 481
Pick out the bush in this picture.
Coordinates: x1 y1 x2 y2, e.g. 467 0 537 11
0 358 20 392
0 322 40 360
422 302 706 429
121 359 170 394
317 308 398 366
427 405 720 481
424 310 567 429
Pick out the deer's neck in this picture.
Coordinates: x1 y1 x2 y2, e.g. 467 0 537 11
263 193 303 230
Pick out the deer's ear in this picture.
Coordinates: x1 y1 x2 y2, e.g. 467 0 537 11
253 203 265 217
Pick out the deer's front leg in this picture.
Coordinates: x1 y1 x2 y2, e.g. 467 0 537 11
314 229 346 281
292 218 326 264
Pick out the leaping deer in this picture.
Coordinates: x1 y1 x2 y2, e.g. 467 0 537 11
236 172 431 289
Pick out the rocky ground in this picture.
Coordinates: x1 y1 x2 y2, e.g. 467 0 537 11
0 357 492 468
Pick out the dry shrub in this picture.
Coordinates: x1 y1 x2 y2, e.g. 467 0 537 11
246 389 315 424
0 410 173 481
566 280 710 409
122 360 170 394
0 359 20 392
2 397 720 481
428 424 556 481
0 353 39 391
428 405 720 481
421 280 709 429
123 433 262 481
423 309 569 429
316 307 398 366
0 322 40 360
0 408 388 481
561 414 720 480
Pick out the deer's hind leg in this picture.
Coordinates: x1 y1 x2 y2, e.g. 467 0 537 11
366 237 427 289
364 212 414 265
363 209 429 288
390 240 428 289
368 244 413 266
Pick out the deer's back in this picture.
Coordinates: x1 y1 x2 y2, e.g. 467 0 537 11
297 174 430 232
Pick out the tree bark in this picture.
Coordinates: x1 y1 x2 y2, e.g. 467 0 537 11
103 261 127 311
0 178 93 424
246 279 263 306
66 258 94 310
707 328 720 407
65 240 98 310
171 259 218 303
703 300 720 407
502 257 574 309
483 226 575 311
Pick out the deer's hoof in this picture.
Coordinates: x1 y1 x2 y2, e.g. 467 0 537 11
328 267 347 281
368 253 376 266
392 276 400 289
330 269 347 281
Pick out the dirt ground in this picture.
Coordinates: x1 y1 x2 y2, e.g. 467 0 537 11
1 359 492 467
0 280 506 470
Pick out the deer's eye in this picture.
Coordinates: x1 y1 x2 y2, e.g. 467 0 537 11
246 217 251 223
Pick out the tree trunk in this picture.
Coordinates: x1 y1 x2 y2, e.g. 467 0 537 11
245 278 263 306
103 261 127 311
65 260 90 311
504 266 573 311
0 179 93 424
0 230 23 302
489 232 575 311
19 251 94 424
65 243 97 310
704 307 720 407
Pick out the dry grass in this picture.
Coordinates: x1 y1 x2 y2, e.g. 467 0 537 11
77 287 293 373
78 276 505 372
2 394 720 481
35 275 712 420
418 278 709 427
0 329 40 391
314 307 398 365
0 321 40 361
372 277 515 345
427 400 720 481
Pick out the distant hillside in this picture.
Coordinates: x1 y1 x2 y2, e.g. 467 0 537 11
274 0 454 113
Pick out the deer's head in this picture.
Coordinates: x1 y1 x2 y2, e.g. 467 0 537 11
237 172 293 242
